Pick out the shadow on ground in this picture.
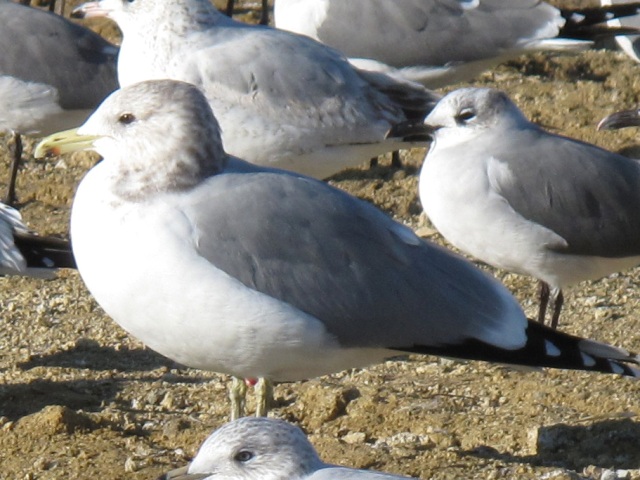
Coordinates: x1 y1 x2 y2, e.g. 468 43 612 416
464 418 640 471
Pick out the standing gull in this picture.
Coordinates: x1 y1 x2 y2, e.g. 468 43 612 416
70 0 438 180
36 80 640 418
159 417 415 480
0 0 118 205
388 87 640 329
0 202 75 277
275 0 640 89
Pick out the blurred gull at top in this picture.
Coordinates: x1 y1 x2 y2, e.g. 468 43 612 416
275 0 640 88
71 0 439 180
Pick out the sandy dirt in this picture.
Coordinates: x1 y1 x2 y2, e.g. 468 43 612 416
2 1 640 478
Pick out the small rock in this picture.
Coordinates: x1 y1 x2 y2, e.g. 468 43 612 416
341 431 367 445
414 226 437 238
16 405 95 435
124 457 138 473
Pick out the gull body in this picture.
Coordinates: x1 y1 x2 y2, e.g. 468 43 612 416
389 87 640 327
71 0 438 180
159 417 415 480
36 81 640 416
275 0 640 88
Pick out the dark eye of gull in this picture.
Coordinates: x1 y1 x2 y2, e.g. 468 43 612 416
455 108 476 124
234 450 254 463
118 113 136 125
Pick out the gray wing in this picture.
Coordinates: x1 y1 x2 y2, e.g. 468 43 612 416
489 127 640 257
188 23 437 125
0 1 118 109
307 466 413 480
314 0 560 67
181 162 526 351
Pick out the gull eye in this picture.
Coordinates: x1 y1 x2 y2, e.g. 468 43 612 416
118 113 136 125
455 108 476 124
234 450 254 463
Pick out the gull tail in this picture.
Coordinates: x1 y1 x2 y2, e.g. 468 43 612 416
15 231 76 273
0 203 76 278
398 321 640 377
559 3 640 39
357 69 441 122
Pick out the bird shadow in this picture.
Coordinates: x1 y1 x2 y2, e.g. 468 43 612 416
0 377 121 421
17 339 179 372
328 163 419 183
461 418 640 470
0 371 214 423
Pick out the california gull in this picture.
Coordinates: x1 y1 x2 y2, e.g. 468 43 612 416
35 80 640 419
71 0 438 180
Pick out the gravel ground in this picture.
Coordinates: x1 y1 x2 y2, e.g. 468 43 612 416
2 1 640 479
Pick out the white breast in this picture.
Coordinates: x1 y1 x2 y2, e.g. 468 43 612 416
71 165 389 381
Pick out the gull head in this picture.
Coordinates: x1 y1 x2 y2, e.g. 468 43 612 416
72 0 223 34
597 107 640 131
422 87 531 147
163 418 324 480
35 80 227 200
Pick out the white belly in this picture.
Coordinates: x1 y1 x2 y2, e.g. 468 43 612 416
71 166 389 381
419 150 640 289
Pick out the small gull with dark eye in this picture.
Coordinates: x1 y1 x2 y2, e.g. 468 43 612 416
389 86 640 329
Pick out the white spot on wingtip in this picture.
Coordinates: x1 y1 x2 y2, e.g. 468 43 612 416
459 0 480 10
570 13 586 23
390 222 421 246
609 362 625 375
545 340 561 357
580 352 596 367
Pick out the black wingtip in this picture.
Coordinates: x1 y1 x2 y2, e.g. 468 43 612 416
14 232 77 270
560 4 640 40
397 321 640 378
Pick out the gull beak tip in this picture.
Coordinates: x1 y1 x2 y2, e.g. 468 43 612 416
34 128 98 159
